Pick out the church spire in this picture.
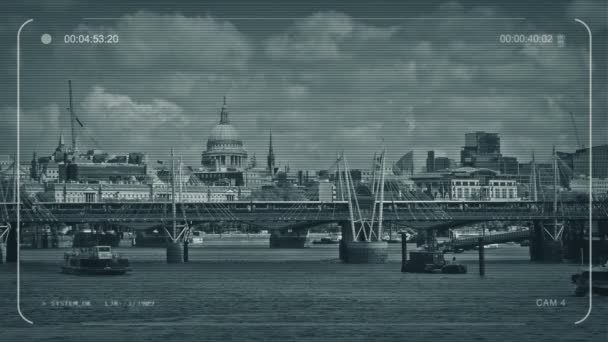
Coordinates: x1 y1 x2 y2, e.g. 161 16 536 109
219 96 230 124
267 129 275 174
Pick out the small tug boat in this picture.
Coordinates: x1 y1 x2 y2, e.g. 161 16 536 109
189 230 205 245
402 250 467 274
312 237 338 244
62 246 131 275
312 233 341 245
572 261 608 296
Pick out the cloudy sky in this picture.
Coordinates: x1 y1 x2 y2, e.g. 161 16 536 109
1 0 606 170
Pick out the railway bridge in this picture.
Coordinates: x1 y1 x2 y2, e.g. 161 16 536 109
2 199 607 263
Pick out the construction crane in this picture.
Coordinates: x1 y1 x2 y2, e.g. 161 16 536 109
569 111 583 150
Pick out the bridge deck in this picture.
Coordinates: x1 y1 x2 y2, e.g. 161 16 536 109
1 201 605 224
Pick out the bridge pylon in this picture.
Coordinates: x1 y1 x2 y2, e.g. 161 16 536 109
165 148 190 264
337 152 389 264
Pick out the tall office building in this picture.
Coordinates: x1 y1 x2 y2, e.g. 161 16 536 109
465 132 501 154
426 151 435 172
394 151 414 176
460 131 517 174
434 157 451 171
572 145 608 179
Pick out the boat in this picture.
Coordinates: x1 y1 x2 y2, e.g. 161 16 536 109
402 250 467 274
135 229 169 247
472 243 499 250
189 230 205 245
441 263 468 274
62 246 131 275
73 229 121 247
312 237 338 245
312 233 341 245
441 246 465 254
572 261 608 296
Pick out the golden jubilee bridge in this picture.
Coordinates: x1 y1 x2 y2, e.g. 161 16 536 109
1 199 607 264
0 199 606 224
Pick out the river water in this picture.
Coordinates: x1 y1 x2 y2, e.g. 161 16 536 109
0 240 606 341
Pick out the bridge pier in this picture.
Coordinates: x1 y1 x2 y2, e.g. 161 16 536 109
530 220 563 262
6 223 17 263
478 237 485 276
166 241 184 263
341 241 389 263
269 229 308 248
183 241 189 262
563 220 608 264
339 222 388 263
400 233 408 272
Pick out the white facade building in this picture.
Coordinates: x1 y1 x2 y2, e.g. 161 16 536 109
451 179 481 200
451 178 519 201
243 168 273 189
316 181 335 202
488 179 518 201
570 177 608 199
47 183 250 203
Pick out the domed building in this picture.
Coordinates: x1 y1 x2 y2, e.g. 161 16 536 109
201 97 248 171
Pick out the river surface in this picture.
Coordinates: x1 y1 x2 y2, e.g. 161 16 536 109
0 239 606 341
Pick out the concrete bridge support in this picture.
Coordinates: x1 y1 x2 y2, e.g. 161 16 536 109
530 220 563 262
338 222 388 264
166 242 184 263
6 223 17 263
597 220 608 263
563 221 584 261
269 229 309 248
565 220 608 264
341 241 389 263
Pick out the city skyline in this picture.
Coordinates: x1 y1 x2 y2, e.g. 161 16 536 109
1 0 606 170
0 2 606 340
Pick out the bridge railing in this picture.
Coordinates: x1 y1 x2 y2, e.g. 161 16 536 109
2 200 605 223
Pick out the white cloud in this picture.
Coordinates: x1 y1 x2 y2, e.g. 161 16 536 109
5 3 602 169
264 11 400 62
75 11 253 71
0 104 62 159
285 85 309 99
78 87 188 152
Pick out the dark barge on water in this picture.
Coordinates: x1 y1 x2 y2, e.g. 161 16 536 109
572 261 608 296
62 246 131 275
402 250 467 274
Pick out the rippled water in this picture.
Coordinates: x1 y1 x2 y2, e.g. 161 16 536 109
1 242 606 341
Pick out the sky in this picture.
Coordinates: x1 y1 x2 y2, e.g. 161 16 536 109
0 0 606 171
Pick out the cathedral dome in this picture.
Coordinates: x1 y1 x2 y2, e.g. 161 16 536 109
202 97 248 170
207 124 243 150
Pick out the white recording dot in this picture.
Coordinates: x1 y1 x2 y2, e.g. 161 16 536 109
41 33 52 44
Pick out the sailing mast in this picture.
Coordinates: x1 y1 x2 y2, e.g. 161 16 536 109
171 147 177 240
